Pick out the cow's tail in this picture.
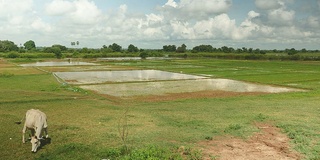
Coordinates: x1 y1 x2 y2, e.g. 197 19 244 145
15 116 25 125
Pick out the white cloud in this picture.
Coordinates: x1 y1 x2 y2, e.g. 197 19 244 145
164 0 178 8
69 0 102 24
45 0 102 25
0 0 34 27
268 8 295 25
248 11 260 19
31 17 52 32
146 13 164 27
45 0 75 16
160 0 232 20
179 0 232 14
0 0 33 19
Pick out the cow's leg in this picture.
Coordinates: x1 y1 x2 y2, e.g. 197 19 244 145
43 127 49 138
35 127 41 139
22 124 27 143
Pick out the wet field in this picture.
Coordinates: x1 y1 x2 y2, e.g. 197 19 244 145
21 60 304 97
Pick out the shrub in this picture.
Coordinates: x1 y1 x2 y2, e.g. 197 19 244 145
6 52 20 58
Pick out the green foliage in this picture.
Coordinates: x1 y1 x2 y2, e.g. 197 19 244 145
35 143 94 160
128 44 139 52
44 47 62 58
163 45 176 52
254 113 269 122
124 145 181 160
101 47 113 53
139 51 148 59
224 124 246 137
0 72 14 78
24 40 36 50
0 40 18 52
276 123 320 158
224 124 242 132
36 144 198 160
176 44 187 53
192 44 214 53
109 43 122 52
287 48 298 55
52 44 67 51
5 52 20 58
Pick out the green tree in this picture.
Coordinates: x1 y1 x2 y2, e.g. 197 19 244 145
139 51 148 59
101 46 113 53
24 40 36 50
52 44 67 51
163 45 176 52
176 44 187 53
128 44 139 52
109 43 122 52
0 40 18 52
192 45 213 53
44 46 62 59
52 47 62 59
287 48 297 55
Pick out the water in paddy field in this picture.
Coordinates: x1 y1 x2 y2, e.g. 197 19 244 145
54 70 206 84
53 70 304 97
80 79 303 97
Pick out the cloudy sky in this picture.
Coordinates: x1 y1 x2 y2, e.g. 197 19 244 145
0 0 319 50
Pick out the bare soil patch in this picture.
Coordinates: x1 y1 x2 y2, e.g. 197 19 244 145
0 59 12 67
198 123 301 160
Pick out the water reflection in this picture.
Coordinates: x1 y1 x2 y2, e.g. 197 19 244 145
53 69 303 97
79 79 303 97
54 70 206 84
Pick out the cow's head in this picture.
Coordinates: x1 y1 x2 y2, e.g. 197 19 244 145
30 136 41 153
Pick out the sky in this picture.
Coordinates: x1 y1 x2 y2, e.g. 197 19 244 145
0 0 320 50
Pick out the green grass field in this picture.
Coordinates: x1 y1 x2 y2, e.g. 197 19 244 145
1 58 320 159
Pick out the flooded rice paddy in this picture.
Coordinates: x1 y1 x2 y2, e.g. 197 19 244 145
53 70 303 97
54 70 205 84
80 79 301 97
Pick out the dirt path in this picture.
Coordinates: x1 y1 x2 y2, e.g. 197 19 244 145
199 123 301 160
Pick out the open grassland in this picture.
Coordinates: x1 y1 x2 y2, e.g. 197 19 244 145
1 58 320 159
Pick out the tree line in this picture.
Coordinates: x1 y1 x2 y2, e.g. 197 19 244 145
0 40 319 59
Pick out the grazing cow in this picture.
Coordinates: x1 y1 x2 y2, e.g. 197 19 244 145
22 109 49 153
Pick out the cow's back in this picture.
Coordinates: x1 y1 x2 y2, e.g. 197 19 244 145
25 109 47 129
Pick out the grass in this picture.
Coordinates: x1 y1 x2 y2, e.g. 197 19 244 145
1 58 320 159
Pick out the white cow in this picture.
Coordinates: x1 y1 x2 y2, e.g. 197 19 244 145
22 109 49 153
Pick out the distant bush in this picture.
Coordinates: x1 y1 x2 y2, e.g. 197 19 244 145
6 52 20 58
139 52 148 59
